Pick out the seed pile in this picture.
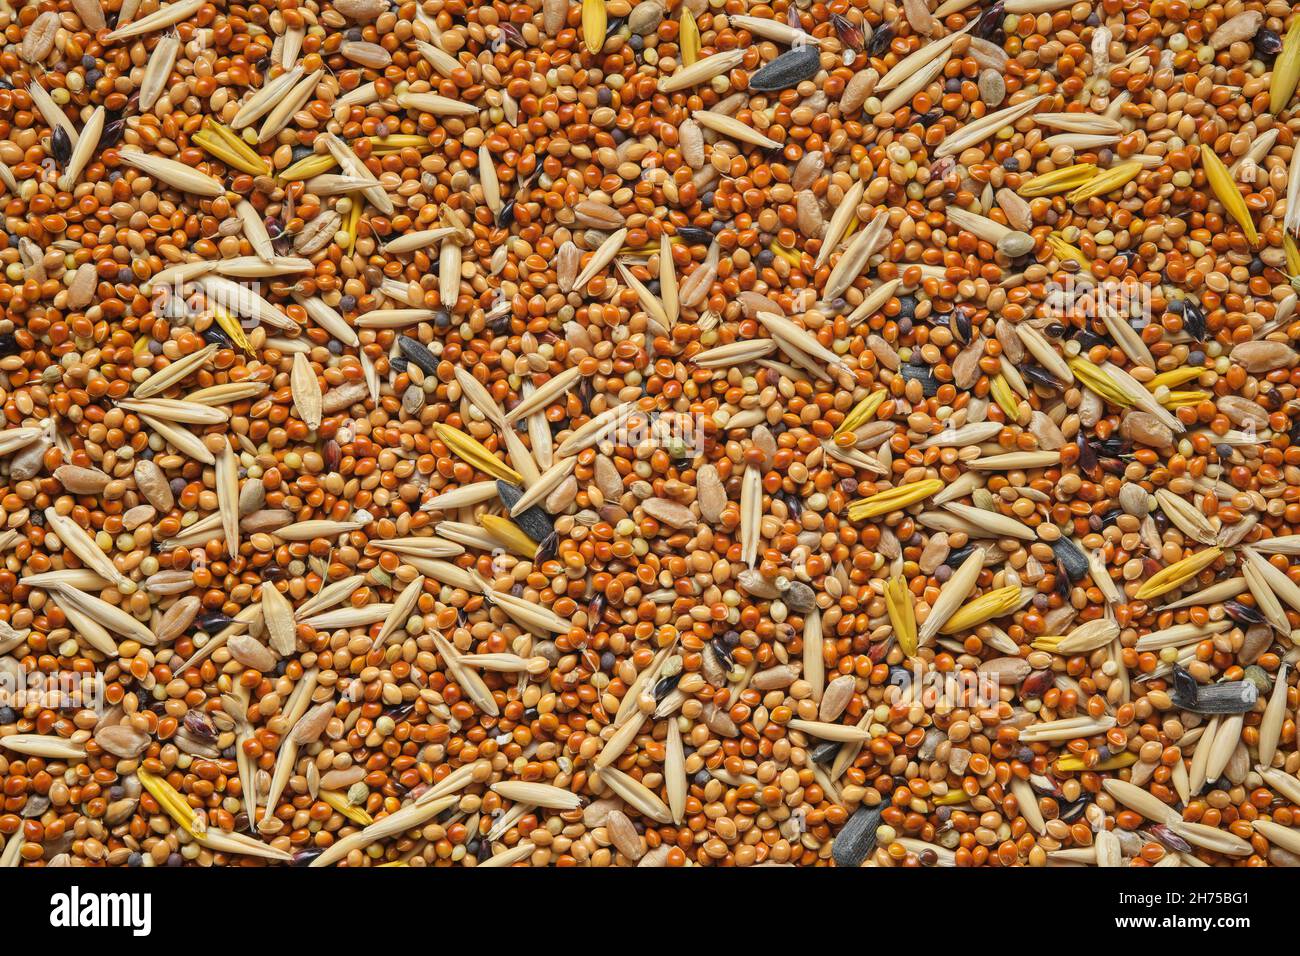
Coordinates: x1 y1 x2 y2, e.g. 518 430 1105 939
1 0 1300 869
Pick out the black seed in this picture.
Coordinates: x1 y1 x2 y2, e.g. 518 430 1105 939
975 1 1005 39
534 530 558 562
1021 363 1064 390
51 126 71 165
1181 299 1206 340
1059 797 1090 822
832 805 883 868
710 638 734 670
1077 433 1099 477
748 46 822 91
195 612 235 633
1224 600 1264 624
944 544 980 570
101 114 127 149
868 22 893 56
496 198 516 227
675 225 713 245
1255 26 1283 57
810 740 841 764
498 22 526 48
782 491 803 519
1072 328 1106 351
1050 538 1089 582
397 336 438 376
1149 824 1192 853
831 13 864 51
900 363 938 396
495 480 555 542
652 672 681 702
1097 507 1124 528
202 325 234 350
1169 665 1258 714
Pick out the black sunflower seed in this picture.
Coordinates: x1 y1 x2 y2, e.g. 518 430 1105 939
1169 665 1258 714
195 612 236 633
900 363 938 396
832 805 883 868
397 336 439 376
944 544 980 570
748 45 822 92
652 672 681 702
496 479 555 542
1050 538 1089 582
202 325 234 350
810 740 841 764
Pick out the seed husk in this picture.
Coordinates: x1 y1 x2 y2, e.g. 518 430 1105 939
877 22 971 91
823 210 891 301
1252 819 1300 856
571 229 628 292
1271 18 1300 114
582 0 607 54
59 106 104 193
140 33 181 111
1258 663 1290 768
786 719 872 743
595 766 673 824
491 781 583 811
117 147 225 197
691 110 781 150
848 479 945 521
104 0 205 40
657 47 747 93
1135 547 1223 600
943 501 1035 540
51 583 158 646
309 794 458 867
1024 166 1097 201
1 734 86 760
43 508 131 589
935 94 1045 159
232 66 304 129
213 442 241 560
433 423 523 484
1201 144 1259 244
